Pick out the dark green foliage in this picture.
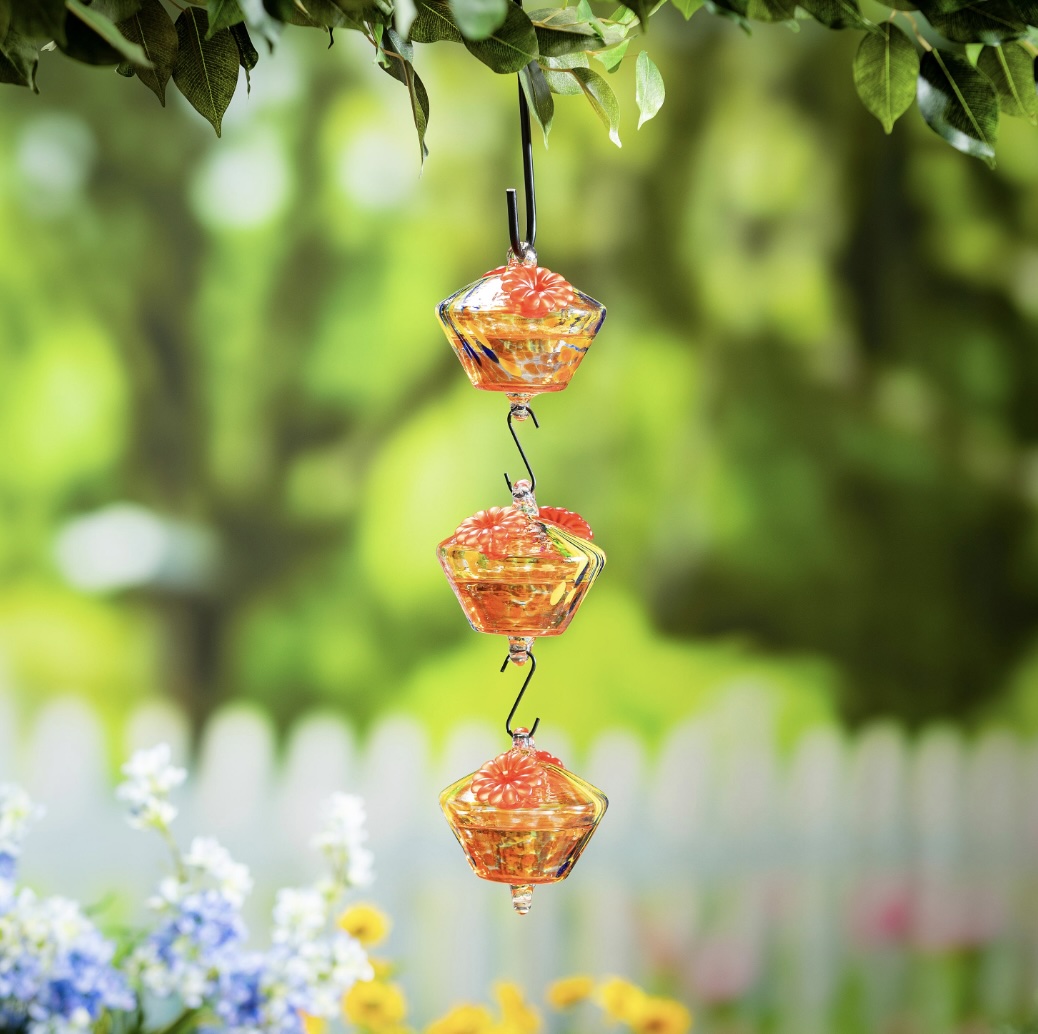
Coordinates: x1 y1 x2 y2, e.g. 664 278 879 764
207 0 247 36
63 0 153 65
462 2 539 73
118 0 178 105
917 49 999 165
172 7 239 136
9 0 66 45
521 59 554 140
924 0 1037 44
978 42 1038 121
0 29 40 89
797 0 865 30
0 0 1037 187
745 0 797 25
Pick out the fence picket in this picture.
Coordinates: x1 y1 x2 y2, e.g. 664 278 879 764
1 696 1035 1029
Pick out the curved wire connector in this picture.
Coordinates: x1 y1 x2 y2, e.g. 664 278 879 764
503 405 538 494
501 650 540 738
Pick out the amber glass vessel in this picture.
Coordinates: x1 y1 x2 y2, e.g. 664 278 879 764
437 485 605 642
440 729 608 914
436 251 606 414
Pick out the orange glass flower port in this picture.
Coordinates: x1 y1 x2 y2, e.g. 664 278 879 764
440 728 607 914
470 751 546 808
436 251 606 414
437 488 605 640
538 506 593 541
500 263 576 316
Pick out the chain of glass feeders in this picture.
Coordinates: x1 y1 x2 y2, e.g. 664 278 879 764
433 54 610 916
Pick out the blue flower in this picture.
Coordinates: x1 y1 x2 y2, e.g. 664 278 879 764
0 892 135 1033
211 952 267 1031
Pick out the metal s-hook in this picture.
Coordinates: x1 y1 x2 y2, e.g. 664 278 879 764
501 650 540 737
506 0 537 260
503 404 539 495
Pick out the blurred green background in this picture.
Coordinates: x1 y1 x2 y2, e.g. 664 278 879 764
5 10 1038 1034
3 9 1038 747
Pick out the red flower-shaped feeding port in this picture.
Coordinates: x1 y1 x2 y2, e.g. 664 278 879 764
500 264 576 317
470 751 546 808
534 749 565 768
453 507 530 556
538 506 593 541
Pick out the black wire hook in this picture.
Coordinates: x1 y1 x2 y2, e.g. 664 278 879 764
506 12 537 260
501 650 540 738
503 404 539 495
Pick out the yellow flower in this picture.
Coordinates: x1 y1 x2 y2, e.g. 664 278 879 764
493 982 540 1033
598 977 648 1024
545 976 595 1009
339 903 392 948
300 1015 328 1034
425 1004 496 1034
629 996 693 1034
344 980 408 1030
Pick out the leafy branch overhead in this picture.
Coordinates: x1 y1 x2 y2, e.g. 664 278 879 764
1 0 1037 163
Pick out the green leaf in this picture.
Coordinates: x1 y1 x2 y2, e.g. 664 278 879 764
230 21 258 91
464 2 538 72
118 0 177 104
569 65 621 144
529 8 629 49
379 26 430 161
263 0 350 27
634 48 664 126
448 0 507 39
172 7 239 136
409 0 465 41
534 24 597 54
521 59 554 142
230 22 259 68
541 54 586 93
671 0 703 16
618 0 653 28
0 30 39 89
542 51 589 67
0 1 11 44
10 0 66 44
536 12 601 40
207 0 247 35
917 48 998 164
797 0 866 29
977 42 1037 120
746 0 796 22
852 23 919 133
575 0 606 32
924 1 1033 44
597 37 630 70
63 0 152 65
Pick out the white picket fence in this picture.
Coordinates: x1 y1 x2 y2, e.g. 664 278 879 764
1 686 1037 1032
